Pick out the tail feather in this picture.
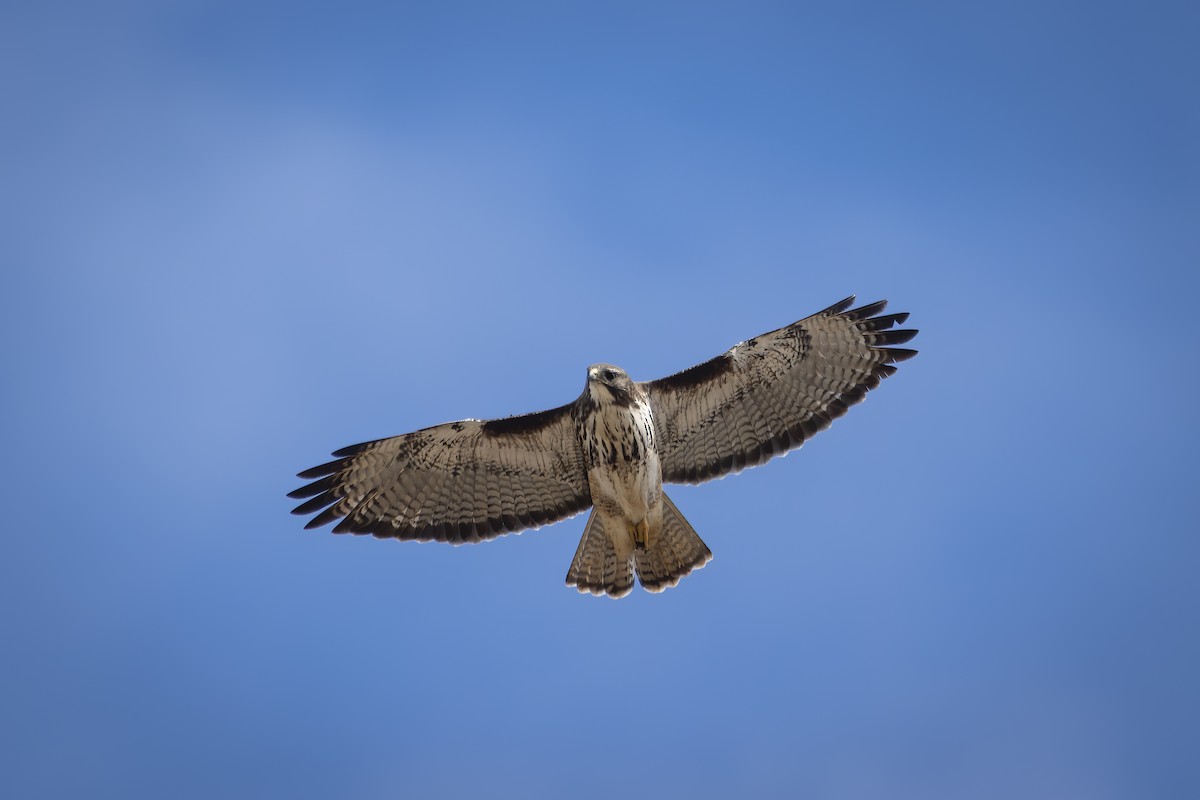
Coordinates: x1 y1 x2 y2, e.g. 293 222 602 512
635 493 712 593
565 510 634 599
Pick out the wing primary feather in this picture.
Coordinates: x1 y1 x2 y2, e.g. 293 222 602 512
841 299 888 320
869 328 919 346
286 475 335 499
818 295 857 315
291 490 340 516
305 505 344 530
880 348 919 362
332 441 377 458
856 312 909 331
331 516 358 534
332 490 381 533
296 459 343 479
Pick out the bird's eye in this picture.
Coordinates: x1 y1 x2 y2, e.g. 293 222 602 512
602 369 615 381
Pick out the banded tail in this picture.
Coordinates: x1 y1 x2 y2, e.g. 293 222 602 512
566 493 712 599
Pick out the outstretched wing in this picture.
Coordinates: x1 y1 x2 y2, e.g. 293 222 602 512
644 296 917 484
288 404 591 544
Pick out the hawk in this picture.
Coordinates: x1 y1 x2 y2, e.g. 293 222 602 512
289 296 917 598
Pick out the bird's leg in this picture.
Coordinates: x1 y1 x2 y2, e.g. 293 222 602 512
631 519 649 550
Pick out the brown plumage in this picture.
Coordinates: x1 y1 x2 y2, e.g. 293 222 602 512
289 296 917 597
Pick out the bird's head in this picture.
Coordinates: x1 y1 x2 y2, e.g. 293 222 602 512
587 363 637 406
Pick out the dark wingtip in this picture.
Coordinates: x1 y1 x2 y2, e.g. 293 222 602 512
291 490 338 516
842 299 889 321
287 475 334 500
873 328 919 346
856 312 909 331
332 515 361 534
882 348 919 362
820 295 857 315
332 441 374 458
297 459 344 479
303 506 343 530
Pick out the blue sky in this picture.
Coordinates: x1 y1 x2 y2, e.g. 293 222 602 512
3 1 1197 798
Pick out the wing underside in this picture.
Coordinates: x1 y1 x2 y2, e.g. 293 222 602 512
645 296 917 484
288 404 591 544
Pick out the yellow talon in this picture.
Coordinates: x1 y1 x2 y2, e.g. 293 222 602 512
632 520 649 550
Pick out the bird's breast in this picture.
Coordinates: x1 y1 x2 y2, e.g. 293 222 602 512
578 398 661 520
579 397 656 467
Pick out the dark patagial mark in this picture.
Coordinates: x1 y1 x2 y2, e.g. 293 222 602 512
649 353 734 395
481 404 572 437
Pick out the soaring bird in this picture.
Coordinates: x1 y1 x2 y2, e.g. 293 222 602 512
289 296 917 598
